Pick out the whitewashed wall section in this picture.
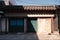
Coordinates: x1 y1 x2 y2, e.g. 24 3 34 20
1 18 6 32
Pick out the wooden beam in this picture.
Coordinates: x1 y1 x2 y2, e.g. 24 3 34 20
51 17 54 33
27 14 54 17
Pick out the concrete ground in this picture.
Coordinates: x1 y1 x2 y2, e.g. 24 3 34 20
0 31 60 40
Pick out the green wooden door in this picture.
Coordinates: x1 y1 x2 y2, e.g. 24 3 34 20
9 18 24 33
27 18 37 32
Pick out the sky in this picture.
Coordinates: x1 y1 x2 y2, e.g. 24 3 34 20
10 0 60 6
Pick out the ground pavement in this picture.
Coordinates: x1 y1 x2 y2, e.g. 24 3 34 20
0 32 60 40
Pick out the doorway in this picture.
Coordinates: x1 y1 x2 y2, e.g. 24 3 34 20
27 18 37 32
9 18 24 33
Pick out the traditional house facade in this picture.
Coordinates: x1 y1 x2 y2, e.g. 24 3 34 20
0 1 60 35
0 5 60 35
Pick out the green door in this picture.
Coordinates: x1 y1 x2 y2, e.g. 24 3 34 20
9 18 24 33
27 18 37 32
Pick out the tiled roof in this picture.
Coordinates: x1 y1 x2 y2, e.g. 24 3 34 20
23 6 56 10
0 6 56 11
56 6 60 10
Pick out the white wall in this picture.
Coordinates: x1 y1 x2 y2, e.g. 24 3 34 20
1 18 6 32
37 18 51 34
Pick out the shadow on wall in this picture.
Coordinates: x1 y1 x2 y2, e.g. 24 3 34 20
0 5 39 40
54 14 58 31
58 11 60 34
58 20 60 34
58 16 60 34
0 18 39 40
56 5 60 35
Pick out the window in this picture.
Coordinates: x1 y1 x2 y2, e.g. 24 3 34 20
10 19 16 26
10 19 24 26
17 19 24 26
